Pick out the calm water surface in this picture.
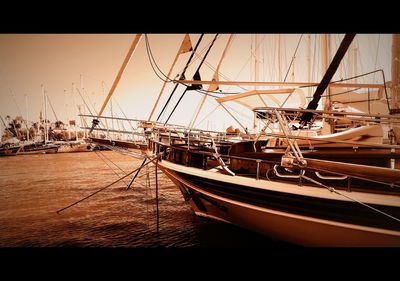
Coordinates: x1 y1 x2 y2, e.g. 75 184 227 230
0 151 291 247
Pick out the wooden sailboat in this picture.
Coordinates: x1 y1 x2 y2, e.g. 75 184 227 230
87 34 400 246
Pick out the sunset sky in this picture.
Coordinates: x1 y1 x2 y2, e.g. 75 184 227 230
0 34 392 132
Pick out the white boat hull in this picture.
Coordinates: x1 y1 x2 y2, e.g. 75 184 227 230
158 160 400 247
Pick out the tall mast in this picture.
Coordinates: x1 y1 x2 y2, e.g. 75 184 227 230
42 85 48 143
252 34 262 129
89 34 142 134
25 94 29 142
322 34 331 111
322 34 332 133
254 34 261 90
391 34 400 114
71 83 77 140
98 34 142 117
278 34 282 81
307 34 312 98
300 34 356 127
353 47 358 83
79 75 83 140
391 34 400 144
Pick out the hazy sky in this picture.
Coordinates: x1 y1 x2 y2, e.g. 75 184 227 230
0 34 392 132
0 34 230 127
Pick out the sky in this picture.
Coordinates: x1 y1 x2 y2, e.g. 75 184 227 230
0 34 393 133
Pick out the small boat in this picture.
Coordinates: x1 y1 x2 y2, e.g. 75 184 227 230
55 140 94 153
90 137 147 152
16 142 58 155
0 144 20 156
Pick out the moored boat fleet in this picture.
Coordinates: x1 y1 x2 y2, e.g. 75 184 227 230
4 33 400 246
0 117 100 156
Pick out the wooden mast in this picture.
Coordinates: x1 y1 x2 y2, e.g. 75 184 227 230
391 34 400 144
98 34 142 116
307 35 313 100
278 34 282 82
391 34 400 114
322 34 333 134
176 80 382 89
322 34 331 110
254 34 261 89
89 34 142 134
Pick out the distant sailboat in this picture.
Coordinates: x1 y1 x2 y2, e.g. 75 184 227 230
55 140 93 153
0 144 20 156
17 85 58 154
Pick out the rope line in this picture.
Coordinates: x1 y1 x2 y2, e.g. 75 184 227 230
56 154 160 214
156 34 205 122
301 174 400 224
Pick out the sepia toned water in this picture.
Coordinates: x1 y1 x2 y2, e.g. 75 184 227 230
0 151 290 248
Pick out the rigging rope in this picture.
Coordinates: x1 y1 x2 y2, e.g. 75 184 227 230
100 143 145 159
145 35 265 98
94 150 130 187
283 34 303 83
76 88 111 138
175 36 219 78
145 35 173 83
82 88 99 116
226 34 267 92
56 153 161 214
194 103 221 128
113 98 136 131
97 150 127 174
156 34 205 122
373 34 381 83
163 34 219 125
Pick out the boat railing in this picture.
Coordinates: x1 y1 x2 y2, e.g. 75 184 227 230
81 113 399 190
150 126 400 192
171 142 399 193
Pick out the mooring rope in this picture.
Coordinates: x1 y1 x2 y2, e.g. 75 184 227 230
94 150 129 187
56 155 160 214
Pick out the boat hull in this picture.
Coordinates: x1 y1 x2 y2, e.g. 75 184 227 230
0 146 19 156
17 146 58 155
90 137 147 151
158 160 400 247
56 142 93 153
